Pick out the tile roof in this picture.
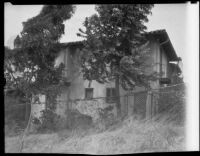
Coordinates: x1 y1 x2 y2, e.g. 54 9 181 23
61 29 179 61
146 29 179 61
60 41 84 47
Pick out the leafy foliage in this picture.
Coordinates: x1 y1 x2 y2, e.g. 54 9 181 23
4 6 76 132
5 5 76 97
156 84 186 125
78 4 155 90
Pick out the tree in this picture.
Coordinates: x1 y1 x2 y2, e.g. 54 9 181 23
4 5 76 123
77 4 155 116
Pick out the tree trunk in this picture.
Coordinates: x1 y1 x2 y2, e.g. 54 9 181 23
25 102 29 124
115 76 121 117
19 99 33 153
66 87 72 128
25 95 30 125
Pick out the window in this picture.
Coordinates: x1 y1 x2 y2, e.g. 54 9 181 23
106 88 116 103
85 88 93 99
159 77 171 85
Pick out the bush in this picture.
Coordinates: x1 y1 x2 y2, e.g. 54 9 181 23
66 109 93 130
33 108 94 133
36 109 63 132
156 84 186 125
5 120 25 137
5 89 29 122
96 106 117 131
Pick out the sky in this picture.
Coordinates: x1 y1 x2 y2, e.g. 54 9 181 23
4 3 199 82
4 3 198 82
4 3 199 149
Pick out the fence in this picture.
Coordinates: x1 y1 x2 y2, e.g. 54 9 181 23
5 83 186 130
4 83 186 152
122 91 148 119
151 83 186 124
119 83 186 122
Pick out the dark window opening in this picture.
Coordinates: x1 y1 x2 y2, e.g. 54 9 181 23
85 88 93 99
159 78 171 85
106 88 116 103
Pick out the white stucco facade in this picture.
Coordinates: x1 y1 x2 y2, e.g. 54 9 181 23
32 31 180 121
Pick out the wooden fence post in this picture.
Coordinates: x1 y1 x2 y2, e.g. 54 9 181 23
146 91 152 120
127 94 134 117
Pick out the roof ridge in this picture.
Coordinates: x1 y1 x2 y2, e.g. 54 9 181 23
61 29 167 45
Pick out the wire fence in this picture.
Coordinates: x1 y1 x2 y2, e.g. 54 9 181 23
4 83 186 152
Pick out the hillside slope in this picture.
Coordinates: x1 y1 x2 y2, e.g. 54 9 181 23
5 117 185 154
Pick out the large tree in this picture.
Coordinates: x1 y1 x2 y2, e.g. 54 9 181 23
4 5 76 117
77 4 155 116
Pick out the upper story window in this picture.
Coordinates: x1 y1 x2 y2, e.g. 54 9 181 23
85 88 93 99
159 77 171 85
106 88 116 103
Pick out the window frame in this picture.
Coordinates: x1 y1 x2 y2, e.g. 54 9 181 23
85 88 94 99
106 88 116 103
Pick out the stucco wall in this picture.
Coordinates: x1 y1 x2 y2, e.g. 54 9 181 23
32 94 46 119
71 98 117 123
54 47 117 121
56 47 116 100
41 37 170 120
119 38 161 93
119 38 162 116
149 37 161 89
160 46 168 78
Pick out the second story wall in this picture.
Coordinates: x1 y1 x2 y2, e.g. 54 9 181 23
144 36 161 89
160 46 169 78
55 46 116 100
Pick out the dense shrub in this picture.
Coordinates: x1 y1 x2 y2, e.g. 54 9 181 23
66 109 93 130
155 84 186 125
32 108 94 133
34 109 62 132
4 90 29 136
96 105 118 131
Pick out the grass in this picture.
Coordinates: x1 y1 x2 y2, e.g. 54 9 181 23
5 115 185 154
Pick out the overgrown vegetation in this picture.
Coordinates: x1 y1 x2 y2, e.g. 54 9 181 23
4 89 29 136
5 115 185 153
155 83 186 125
4 5 76 133
5 84 186 152
4 5 186 153
77 4 158 116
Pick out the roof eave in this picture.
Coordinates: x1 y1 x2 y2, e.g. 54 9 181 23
60 41 84 48
146 29 179 62
162 31 179 61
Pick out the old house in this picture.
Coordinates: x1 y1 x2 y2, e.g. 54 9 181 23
32 29 182 121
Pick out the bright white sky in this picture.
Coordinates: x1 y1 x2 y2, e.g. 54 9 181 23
4 3 199 83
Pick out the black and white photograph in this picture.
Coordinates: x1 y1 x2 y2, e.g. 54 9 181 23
4 3 199 153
